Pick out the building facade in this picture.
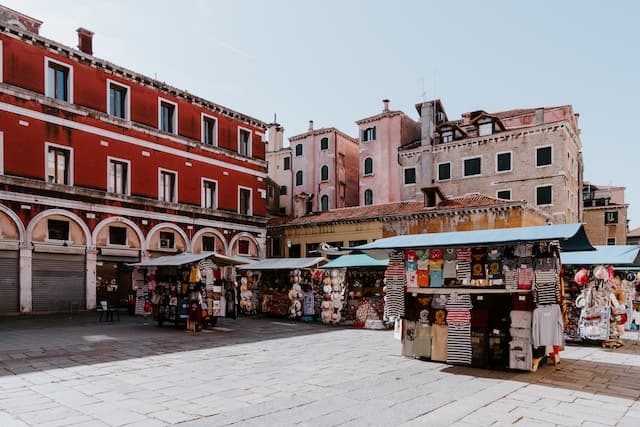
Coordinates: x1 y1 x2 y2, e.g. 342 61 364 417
356 99 421 206
582 183 629 245
0 6 267 314
265 122 292 216
401 100 584 224
268 191 550 258
288 121 359 215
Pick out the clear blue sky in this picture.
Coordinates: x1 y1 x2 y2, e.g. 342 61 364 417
7 0 640 228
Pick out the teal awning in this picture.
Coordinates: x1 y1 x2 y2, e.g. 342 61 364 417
237 257 327 270
320 254 389 269
354 224 594 259
560 245 640 266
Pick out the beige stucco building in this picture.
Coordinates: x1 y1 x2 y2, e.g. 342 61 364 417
266 123 292 216
582 183 629 245
400 100 584 224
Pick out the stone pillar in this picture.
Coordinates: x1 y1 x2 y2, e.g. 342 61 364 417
19 244 32 313
85 247 97 310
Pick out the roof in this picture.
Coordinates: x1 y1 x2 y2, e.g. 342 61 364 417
320 254 388 269
628 227 640 238
354 224 594 259
560 245 640 266
238 257 327 270
288 127 358 143
268 193 537 228
129 252 250 267
355 110 407 126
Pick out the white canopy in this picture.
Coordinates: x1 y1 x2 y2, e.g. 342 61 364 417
237 257 327 270
129 252 250 267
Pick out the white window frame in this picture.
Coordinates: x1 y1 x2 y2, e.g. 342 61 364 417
535 184 553 206
478 121 492 136
106 156 131 195
363 157 374 176
106 79 130 120
201 178 218 209
436 161 451 182
0 40 3 83
403 167 417 185
320 164 330 182
44 57 74 103
364 189 373 205
536 144 553 168
107 225 129 247
158 168 178 203
238 186 253 216
46 218 70 243
159 231 175 250
237 238 251 256
0 132 3 175
496 189 512 200
441 130 453 143
237 126 252 157
462 155 482 178
44 142 74 186
495 151 513 174
201 113 218 146
158 97 178 134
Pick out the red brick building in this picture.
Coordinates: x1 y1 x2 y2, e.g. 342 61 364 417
0 6 267 314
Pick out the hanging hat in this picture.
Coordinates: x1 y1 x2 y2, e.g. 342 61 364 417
574 268 589 286
593 265 608 281
626 272 635 282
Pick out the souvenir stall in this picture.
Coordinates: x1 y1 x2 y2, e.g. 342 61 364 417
320 254 388 329
237 257 327 320
355 224 594 372
129 252 248 330
560 245 640 347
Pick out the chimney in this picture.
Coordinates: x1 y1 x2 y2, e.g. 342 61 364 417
383 99 390 112
308 120 314 131
76 27 94 55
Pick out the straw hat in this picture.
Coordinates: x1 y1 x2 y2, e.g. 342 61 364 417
593 265 608 281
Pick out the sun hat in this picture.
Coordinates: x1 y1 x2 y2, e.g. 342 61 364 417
574 268 589 286
323 285 332 294
593 265 608 281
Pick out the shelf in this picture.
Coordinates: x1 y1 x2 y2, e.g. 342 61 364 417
406 287 531 295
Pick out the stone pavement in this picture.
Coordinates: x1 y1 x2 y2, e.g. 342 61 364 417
1 313 640 426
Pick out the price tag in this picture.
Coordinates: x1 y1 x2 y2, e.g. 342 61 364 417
519 295 526 301
477 296 484 301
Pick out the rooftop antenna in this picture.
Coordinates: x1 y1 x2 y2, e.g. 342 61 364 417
274 112 277 124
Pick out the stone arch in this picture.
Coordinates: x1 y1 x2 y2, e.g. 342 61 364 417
0 203 26 243
26 208 92 247
190 227 228 254
146 222 190 252
92 216 146 249
229 232 261 258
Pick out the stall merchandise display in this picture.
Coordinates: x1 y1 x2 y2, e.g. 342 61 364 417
343 269 385 328
288 270 304 319
384 250 406 322
321 268 345 324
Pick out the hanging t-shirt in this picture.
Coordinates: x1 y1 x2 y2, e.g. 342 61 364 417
429 248 444 260
488 259 503 279
413 322 432 359
517 266 534 289
443 248 457 261
430 323 448 362
417 269 430 288
533 281 560 305
428 259 443 271
456 248 472 261
443 260 458 279
470 247 487 280
431 294 447 309
429 269 443 287
532 304 564 347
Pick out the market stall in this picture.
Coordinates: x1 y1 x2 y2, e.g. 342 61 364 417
320 254 388 329
355 223 594 372
560 245 640 347
129 252 248 330
237 257 327 319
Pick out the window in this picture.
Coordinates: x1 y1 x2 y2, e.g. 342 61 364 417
441 131 453 143
320 195 329 211
45 58 72 102
437 162 451 181
238 127 251 157
295 144 303 156
497 190 511 200
283 156 291 170
108 226 127 246
404 167 416 185
46 145 71 185
238 239 250 255
202 235 216 252
605 211 618 224
107 157 129 195
107 80 129 119
536 146 552 167
320 165 329 181
159 231 174 249
158 99 177 134
364 189 373 205
158 169 177 203
280 185 287 195
295 170 303 186
239 187 252 215
202 114 218 146
463 157 481 177
496 152 512 173
201 179 217 209
478 122 493 136
536 185 552 206
363 157 373 176
47 219 69 241
362 126 376 142
607 238 616 246
320 137 329 150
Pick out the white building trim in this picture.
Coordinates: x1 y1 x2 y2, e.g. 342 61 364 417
44 56 74 104
91 216 146 249
201 112 218 146
158 97 178 135
106 78 131 120
146 222 190 252
44 142 74 186
0 202 26 243
106 156 131 195
25 208 92 247
190 227 228 254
